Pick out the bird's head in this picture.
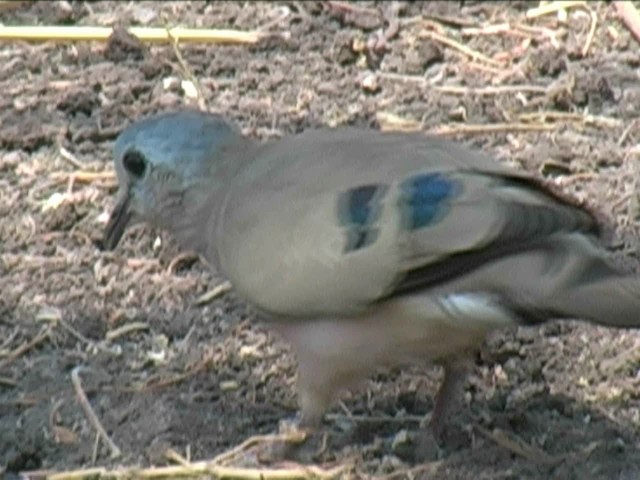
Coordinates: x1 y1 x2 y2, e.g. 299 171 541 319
102 110 243 250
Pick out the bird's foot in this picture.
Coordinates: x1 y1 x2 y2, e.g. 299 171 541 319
258 417 332 464
377 414 468 463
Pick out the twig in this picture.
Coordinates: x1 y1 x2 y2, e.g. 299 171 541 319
428 123 555 136
140 353 214 390
92 434 101 465
166 27 207 111
337 400 354 420
526 1 596 57
617 119 637 146
553 172 598 187
38 308 120 356
419 30 504 67
598 338 640 374
325 413 424 424
0 375 17 387
526 1 587 19
105 322 150 341
47 467 106 480
39 433 344 478
463 23 564 50
0 328 19 352
59 147 85 169
213 432 307 466
513 23 566 38
56 319 98 349
423 13 478 28
615 1 640 43
462 22 527 37
0 0 30 12
257 6 293 33
126 257 161 270
0 26 264 44
433 84 549 96
51 170 116 187
164 448 191 466
195 281 233 305
609 191 633 213
475 425 563 465
49 399 80 446
376 112 421 132
0 325 51 371
3 254 67 272
378 461 443 479
377 112 558 135
166 251 200 275
459 60 516 77
581 7 598 57
518 111 623 128
71 366 122 459
377 76 551 97
326 1 380 18
377 72 429 85
47 463 344 480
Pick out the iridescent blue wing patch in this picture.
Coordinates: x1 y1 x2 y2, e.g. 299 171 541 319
337 184 388 252
399 173 460 230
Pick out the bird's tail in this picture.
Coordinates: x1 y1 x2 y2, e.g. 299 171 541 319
444 233 640 329
531 235 640 329
552 267 640 329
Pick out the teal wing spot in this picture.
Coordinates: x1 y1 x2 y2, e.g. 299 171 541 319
399 173 460 230
337 184 388 252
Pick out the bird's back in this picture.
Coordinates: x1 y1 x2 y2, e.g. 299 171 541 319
212 128 599 319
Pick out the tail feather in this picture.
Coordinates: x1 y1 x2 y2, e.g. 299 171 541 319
438 233 640 329
553 273 640 329
544 236 640 328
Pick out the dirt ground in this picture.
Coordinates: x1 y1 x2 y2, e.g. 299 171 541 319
1 1 640 478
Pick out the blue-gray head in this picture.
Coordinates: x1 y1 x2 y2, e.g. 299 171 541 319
102 110 244 250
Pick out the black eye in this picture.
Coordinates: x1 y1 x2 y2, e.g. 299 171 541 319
122 150 147 178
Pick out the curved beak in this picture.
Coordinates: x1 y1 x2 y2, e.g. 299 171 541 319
102 189 132 250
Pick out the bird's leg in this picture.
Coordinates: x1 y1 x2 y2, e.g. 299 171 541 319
296 380 334 430
428 356 471 441
265 360 341 463
411 356 472 461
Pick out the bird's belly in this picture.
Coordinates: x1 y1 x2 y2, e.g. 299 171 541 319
271 292 517 373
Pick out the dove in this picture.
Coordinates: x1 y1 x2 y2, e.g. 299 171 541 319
102 110 640 440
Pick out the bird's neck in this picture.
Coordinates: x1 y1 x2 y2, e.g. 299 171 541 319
165 137 262 266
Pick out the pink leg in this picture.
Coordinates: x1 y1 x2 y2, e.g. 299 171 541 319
429 357 471 440
264 362 349 464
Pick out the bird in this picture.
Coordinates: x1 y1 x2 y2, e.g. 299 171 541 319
102 109 640 443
